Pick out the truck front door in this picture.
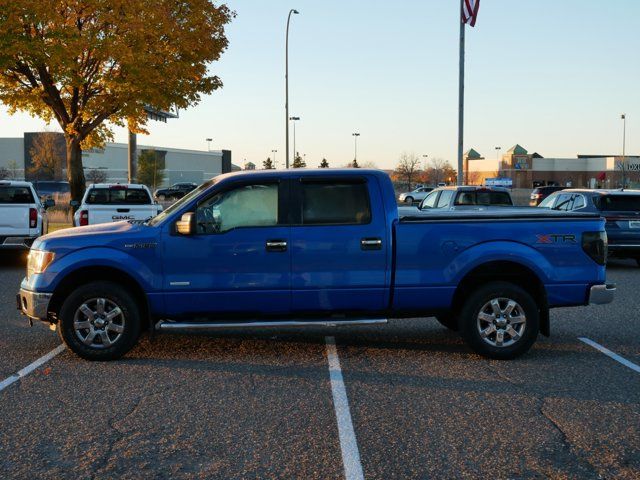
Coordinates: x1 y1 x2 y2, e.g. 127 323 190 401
161 180 291 317
289 176 389 314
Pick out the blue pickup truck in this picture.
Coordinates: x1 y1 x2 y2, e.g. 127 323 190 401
18 169 614 361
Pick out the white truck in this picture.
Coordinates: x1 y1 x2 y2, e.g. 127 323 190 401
0 180 51 249
73 184 163 226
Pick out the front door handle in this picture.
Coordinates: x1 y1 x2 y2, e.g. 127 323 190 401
266 240 288 252
361 237 382 251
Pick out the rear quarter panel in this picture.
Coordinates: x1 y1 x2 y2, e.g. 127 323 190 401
393 217 606 312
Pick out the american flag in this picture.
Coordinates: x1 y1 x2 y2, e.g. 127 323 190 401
461 0 480 27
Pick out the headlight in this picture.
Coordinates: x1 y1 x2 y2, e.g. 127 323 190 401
27 250 55 278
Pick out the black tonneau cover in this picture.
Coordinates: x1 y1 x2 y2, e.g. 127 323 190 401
400 207 601 222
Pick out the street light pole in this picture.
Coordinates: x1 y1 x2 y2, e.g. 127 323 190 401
352 133 360 164
271 149 278 169
290 116 300 163
621 114 627 189
206 138 212 151
285 9 299 169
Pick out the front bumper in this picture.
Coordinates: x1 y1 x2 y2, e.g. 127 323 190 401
17 288 53 321
588 283 616 305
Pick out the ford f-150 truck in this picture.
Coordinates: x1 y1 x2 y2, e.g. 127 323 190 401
18 170 615 361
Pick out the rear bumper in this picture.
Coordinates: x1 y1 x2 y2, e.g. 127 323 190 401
588 283 616 305
17 288 52 321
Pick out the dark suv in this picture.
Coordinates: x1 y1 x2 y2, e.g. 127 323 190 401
154 182 198 201
529 186 565 206
539 189 640 265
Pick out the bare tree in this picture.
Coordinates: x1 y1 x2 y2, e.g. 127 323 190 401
0 167 9 180
395 153 421 190
86 168 108 184
426 157 456 186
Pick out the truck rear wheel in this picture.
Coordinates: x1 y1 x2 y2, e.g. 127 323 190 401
459 281 539 360
57 281 141 361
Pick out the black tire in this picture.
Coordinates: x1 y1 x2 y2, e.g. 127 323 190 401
436 314 459 331
57 281 141 361
404 196 414 204
459 281 539 360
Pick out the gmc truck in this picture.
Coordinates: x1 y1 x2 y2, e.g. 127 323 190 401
18 170 614 361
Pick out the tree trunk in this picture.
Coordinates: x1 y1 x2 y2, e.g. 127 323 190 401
65 137 86 204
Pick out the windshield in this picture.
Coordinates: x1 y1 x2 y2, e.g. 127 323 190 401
147 179 214 226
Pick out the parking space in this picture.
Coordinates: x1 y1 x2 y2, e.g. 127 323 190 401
1 254 638 478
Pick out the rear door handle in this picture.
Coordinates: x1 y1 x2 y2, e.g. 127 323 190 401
361 237 382 250
266 240 288 252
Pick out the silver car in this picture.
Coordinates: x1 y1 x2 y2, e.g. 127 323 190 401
398 186 434 204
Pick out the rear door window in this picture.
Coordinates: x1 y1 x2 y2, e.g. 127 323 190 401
0 186 34 204
595 195 640 212
86 188 152 205
436 190 454 208
301 181 371 225
476 191 512 206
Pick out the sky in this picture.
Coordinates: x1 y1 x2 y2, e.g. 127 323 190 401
0 0 638 170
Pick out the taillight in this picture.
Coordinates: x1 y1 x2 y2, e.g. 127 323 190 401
582 231 607 265
79 210 89 226
29 208 37 228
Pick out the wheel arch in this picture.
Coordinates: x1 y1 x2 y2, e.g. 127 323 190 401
451 260 550 336
49 266 151 329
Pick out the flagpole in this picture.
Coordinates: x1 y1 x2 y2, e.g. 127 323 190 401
457 0 465 186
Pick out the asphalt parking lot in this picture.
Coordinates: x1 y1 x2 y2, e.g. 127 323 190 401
1 251 638 479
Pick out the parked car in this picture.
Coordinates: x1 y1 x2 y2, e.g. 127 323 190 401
538 189 640 265
73 184 162 226
0 180 53 249
154 182 198 201
529 186 565 206
19 169 613 362
32 180 70 200
398 186 434 204
398 186 514 216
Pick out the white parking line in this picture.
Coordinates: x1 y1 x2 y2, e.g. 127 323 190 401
325 336 365 480
579 337 640 374
0 344 66 392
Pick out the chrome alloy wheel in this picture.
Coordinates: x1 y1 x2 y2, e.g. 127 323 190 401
73 298 125 349
476 297 527 348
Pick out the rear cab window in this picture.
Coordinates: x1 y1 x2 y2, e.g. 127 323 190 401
454 190 512 206
0 186 35 204
301 180 371 225
86 187 152 205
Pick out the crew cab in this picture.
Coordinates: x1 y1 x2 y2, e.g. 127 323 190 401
0 181 52 250
73 184 162 226
19 170 614 361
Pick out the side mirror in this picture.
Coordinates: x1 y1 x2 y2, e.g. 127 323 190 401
176 212 195 235
44 198 55 209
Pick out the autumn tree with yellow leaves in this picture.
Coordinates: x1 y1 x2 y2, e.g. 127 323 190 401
0 0 234 201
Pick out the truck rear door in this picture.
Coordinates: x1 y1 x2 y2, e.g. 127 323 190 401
289 175 390 314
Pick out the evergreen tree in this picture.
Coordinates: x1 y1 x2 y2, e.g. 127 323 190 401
352 158 360 168
319 158 329 168
263 157 274 169
292 152 306 168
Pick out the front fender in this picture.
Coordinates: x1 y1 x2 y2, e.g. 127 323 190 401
25 247 159 293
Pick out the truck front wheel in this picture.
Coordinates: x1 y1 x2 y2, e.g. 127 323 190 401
459 282 539 360
57 281 141 361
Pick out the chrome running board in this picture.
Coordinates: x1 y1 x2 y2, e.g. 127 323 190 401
155 318 387 332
